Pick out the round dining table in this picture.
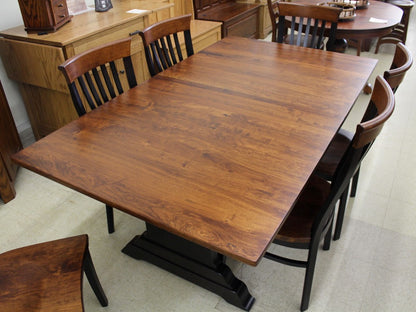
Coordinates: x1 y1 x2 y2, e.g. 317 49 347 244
294 0 404 55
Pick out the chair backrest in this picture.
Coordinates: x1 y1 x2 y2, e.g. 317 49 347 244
267 0 279 42
313 75 395 237
139 14 194 77
268 1 342 51
58 37 137 117
384 42 413 93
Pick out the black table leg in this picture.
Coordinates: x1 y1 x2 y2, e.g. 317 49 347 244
122 223 255 311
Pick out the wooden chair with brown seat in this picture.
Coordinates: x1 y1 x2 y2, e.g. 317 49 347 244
138 14 194 77
267 1 342 51
315 42 412 240
0 234 108 312
264 75 395 311
58 37 138 234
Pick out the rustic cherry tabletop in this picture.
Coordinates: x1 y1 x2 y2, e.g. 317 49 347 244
12 37 377 266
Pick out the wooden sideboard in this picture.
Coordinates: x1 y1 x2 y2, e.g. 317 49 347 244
173 0 272 39
0 0 221 139
0 80 23 203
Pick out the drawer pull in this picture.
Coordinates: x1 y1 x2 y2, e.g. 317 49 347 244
120 70 125 74
58 3 64 7
59 15 66 18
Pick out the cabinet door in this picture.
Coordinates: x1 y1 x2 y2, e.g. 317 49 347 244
0 81 22 203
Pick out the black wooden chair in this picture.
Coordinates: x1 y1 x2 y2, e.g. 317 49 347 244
315 42 412 240
138 14 194 77
58 37 138 233
0 235 108 312
267 1 342 51
264 75 395 311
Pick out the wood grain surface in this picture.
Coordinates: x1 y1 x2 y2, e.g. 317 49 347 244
12 37 377 265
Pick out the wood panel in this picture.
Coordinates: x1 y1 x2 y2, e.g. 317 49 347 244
68 19 146 56
18 84 78 139
243 0 273 39
0 81 22 203
0 39 67 92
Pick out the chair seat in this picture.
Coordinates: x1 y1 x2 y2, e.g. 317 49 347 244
275 175 331 245
0 235 88 312
315 128 353 180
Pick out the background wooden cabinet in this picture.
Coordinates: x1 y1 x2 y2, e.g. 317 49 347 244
0 80 23 203
17 0 72 32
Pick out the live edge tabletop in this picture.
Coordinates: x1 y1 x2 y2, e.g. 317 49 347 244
12 37 377 267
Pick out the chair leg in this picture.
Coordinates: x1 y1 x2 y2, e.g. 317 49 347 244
106 204 115 234
83 248 109 307
375 38 381 54
323 217 333 251
333 185 349 241
300 244 319 311
350 167 360 197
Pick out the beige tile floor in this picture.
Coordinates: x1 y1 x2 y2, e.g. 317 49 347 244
2 12 416 312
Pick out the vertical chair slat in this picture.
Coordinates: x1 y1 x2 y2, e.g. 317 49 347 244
184 29 194 57
68 83 87 116
160 37 173 67
84 71 103 106
173 33 183 62
92 68 109 103
304 18 312 47
296 17 304 46
78 76 96 111
123 57 138 88
318 20 327 49
311 19 319 48
156 40 168 70
109 61 123 95
150 43 163 73
166 35 178 65
100 64 117 98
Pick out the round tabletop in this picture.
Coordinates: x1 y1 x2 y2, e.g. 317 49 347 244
296 0 404 39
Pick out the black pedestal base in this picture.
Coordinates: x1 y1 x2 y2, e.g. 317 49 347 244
122 223 255 311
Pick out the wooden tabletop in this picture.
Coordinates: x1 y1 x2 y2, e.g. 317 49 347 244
12 37 377 265
294 0 403 39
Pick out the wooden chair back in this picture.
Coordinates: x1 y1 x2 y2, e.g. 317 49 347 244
58 37 137 116
384 42 413 93
323 76 394 226
139 14 194 77
268 1 342 51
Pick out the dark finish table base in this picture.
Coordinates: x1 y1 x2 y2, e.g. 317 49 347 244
122 223 255 311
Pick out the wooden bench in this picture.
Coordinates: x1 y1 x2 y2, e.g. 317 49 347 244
193 0 260 38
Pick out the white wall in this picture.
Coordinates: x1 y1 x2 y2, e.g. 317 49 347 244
0 0 28 134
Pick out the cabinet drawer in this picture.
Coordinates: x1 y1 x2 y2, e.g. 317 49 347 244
52 0 70 25
68 19 146 56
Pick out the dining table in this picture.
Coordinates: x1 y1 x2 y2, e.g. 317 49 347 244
12 36 377 310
